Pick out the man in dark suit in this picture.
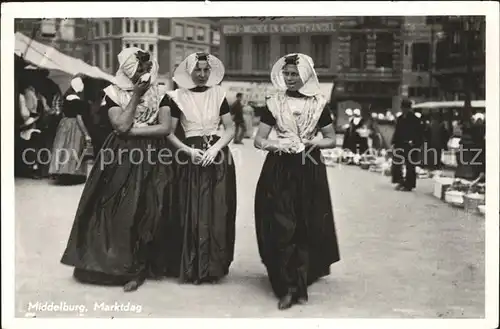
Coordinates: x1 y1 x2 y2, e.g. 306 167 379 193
231 93 246 144
391 98 424 192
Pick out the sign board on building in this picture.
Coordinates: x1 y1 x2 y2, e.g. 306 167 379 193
221 81 279 106
221 81 334 106
222 22 337 35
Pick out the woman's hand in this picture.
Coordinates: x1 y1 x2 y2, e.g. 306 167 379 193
133 77 150 97
201 146 221 167
303 139 317 148
276 138 304 154
188 147 205 164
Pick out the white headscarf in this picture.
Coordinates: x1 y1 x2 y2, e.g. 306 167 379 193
173 52 225 90
473 112 485 122
70 77 84 93
104 47 164 127
270 53 321 97
353 108 361 117
345 108 353 116
114 47 159 90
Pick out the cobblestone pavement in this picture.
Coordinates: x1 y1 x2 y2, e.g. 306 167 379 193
14 141 484 318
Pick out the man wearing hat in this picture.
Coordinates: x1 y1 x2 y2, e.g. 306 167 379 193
391 98 424 191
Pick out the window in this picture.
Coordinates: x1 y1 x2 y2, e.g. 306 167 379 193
133 20 139 33
186 26 194 40
95 21 101 37
404 43 409 56
148 20 155 34
133 43 139 48
225 36 243 70
125 43 131 49
148 44 155 59
350 33 367 69
252 36 270 70
140 20 146 33
212 30 220 45
40 18 57 37
311 35 330 69
126 19 131 33
375 32 394 69
411 42 430 71
104 20 110 36
197 27 206 42
175 44 185 65
59 19 75 41
93 44 101 67
280 36 299 55
175 23 184 38
103 43 111 69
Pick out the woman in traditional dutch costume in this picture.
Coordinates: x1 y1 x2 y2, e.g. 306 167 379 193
253 53 341 310
60 48 174 292
161 52 237 284
48 75 92 184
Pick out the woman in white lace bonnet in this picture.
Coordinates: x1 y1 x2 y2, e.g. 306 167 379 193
60 47 175 292
160 52 237 284
253 53 341 310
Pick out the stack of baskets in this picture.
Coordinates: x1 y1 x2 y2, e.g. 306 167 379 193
444 179 485 215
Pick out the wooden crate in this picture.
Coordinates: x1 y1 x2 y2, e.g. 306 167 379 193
433 177 455 200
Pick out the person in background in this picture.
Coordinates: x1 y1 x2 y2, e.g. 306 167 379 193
367 117 384 152
30 69 64 178
470 112 485 180
349 108 369 155
48 75 92 185
391 98 424 192
16 76 43 178
231 92 246 144
242 100 255 138
424 111 449 171
342 108 353 152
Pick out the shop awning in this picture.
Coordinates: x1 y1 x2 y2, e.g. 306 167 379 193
412 100 486 109
14 32 116 83
221 81 334 106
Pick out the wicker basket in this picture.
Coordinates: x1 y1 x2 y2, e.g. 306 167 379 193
445 190 465 207
360 162 370 170
464 193 485 213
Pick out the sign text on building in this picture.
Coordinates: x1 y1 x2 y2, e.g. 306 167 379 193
222 23 336 35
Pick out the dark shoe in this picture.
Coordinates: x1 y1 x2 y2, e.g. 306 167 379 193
395 184 405 191
402 187 414 192
295 295 308 305
278 294 294 310
123 276 145 292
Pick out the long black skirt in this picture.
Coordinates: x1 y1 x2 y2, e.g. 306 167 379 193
60 132 176 285
169 135 237 283
255 147 340 299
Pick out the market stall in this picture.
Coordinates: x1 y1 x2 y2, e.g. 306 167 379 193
412 100 486 216
15 32 116 92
